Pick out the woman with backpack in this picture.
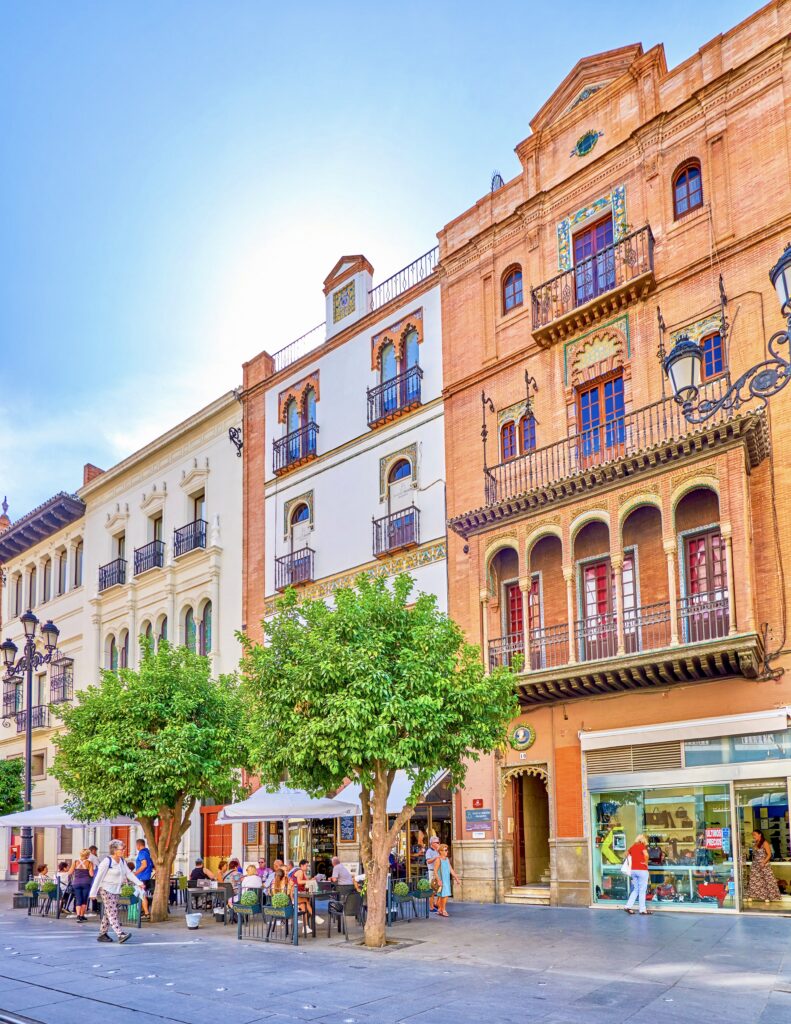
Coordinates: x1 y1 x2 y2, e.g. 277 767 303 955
88 839 145 943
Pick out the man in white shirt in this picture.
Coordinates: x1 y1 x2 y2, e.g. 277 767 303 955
330 857 354 886
425 837 440 913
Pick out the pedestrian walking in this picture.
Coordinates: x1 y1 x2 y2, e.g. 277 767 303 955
133 838 153 918
433 844 460 917
425 836 441 913
69 849 94 922
624 833 652 916
746 829 782 903
89 839 145 943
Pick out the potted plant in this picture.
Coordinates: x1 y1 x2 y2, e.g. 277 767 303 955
414 877 432 897
41 880 58 896
24 880 39 894
235 890 259 915
393 881 410 901
264 891 293 918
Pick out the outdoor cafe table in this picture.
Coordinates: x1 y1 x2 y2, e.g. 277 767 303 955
186 887 230 923
298 885 341 940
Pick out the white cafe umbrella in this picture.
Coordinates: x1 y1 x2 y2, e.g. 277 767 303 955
335 769 448 815
216 783 359 824
0 803 137 828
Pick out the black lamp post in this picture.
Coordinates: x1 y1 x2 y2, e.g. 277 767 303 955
663 244 791 421
1 611 59 890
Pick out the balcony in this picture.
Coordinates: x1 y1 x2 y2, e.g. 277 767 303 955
488 594 762 705
373 506 420 558
531 225 656 347
367 366 423 428
98 557 126 592
50 657 74 705
174 519 207 558
2 683 19 720
134 539 165 575
273 422 319 475
275 547 315 591
450 379 769 539
16 706 49 733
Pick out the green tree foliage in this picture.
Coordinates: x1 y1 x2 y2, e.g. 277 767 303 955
0 758 23 816
240 573 518 947
51 640 248 921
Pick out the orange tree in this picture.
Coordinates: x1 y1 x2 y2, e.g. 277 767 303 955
240 573 518 948
51 640 248 921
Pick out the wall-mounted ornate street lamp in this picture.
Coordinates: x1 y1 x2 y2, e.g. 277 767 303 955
1 611 60 890
664 244 791 421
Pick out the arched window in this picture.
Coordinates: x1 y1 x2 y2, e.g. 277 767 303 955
404 329 419 369
501 421 517 461
291 503 310 527
108 635 118 671
701 332 724 380
304 387 316 424
142 621 153 642
42 559 52 604
503 267 523 313
185 608 196 653
285 398 299 434
200 601 212 656
520 415 537 453
28 567 37 608
380 342 397 382
673 160 703 219
14 575 23 617
119 631 129 669
73 541 83 587
158 615 168 646
389 459 412 484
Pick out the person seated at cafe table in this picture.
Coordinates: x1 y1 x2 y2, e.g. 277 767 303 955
241 864 263 893
256 859 274 889
189 858 214 884
271 868 288 896
291 859 313 926
330 856 354 888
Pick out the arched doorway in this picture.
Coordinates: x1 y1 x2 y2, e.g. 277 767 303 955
504 766 550 887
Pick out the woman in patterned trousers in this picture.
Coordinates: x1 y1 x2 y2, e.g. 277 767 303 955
88 839 146 943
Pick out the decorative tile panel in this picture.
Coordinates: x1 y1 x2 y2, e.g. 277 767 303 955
557 185 627 271
671 312 723 345
283 491 314 539
570 129 603 158
263 539 447 615
379 443 418 500
568 85 602 112
563 315 630 386
497 399 529 429
333 281 356 323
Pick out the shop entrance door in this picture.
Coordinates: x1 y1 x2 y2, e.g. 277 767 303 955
512 773 550 887
735 779 791 913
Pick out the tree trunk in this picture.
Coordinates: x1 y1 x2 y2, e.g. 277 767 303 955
139 796 196 924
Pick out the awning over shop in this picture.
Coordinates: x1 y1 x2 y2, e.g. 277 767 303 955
216 784 359 824
335 769 448 815
0 804 137 828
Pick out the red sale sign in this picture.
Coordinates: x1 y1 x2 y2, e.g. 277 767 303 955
704 828 723 849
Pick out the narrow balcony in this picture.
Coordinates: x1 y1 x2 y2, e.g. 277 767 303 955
373 506 420 558
531 225 655 347
2 683 19 721
16 705 49 733
273 422 319 475
134 539 165 575
275 547 315 591
98 557 126 592
451 379 769 539
174 519 207 558
489 594 762 705
367 366 423 428
50 657 74 705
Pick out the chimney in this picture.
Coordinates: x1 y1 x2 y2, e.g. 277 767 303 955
83 463 105 486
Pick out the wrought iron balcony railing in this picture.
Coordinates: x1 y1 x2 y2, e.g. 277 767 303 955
134 539 165 575
16 705 49 733
483 377 735 506
368 246 439 312
273 422 319 474
487 594 730 673
2 682 20 720
367 366 423 427
98 557 126 592
275 547 315 591
531 226 655 342
50 657 74 705
174 519 207 558
372 506 420 557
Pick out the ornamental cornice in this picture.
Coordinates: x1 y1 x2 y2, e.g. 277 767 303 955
139 485 167 515
104 504 129 533
179 458 210 494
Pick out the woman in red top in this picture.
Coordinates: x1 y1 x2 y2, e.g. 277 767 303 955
624 833 652 915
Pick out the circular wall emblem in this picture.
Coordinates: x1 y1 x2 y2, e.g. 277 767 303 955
510 724 536 751
571 130 603 158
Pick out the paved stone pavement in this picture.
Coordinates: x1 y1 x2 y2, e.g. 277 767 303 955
0 899 790 1024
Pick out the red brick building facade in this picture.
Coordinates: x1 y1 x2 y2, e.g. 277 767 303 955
440 2 791 909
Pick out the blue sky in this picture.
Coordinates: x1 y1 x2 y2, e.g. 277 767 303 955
0 0 759 518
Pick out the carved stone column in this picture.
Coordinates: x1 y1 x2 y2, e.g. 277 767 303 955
664 541 679 646
721 526 737 636
612 553 625 656
518 575 532 671
563 568 577 665
480 590 491 674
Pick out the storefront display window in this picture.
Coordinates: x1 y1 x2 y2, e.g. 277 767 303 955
592 784 734 910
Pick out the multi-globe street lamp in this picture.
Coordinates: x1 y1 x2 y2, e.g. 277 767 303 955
664 244 791 420
1 611 60 890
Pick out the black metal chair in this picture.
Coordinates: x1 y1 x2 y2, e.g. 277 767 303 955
326 890 362 941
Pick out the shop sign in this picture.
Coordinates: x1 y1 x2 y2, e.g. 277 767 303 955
704 828 724 850
465 808 492 831
472 798 483 809
339 816 357 843
471 831 486 839
510 724 536 751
